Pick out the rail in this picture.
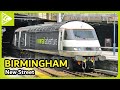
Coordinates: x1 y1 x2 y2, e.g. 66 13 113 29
94 69 117 77
63 69 117 77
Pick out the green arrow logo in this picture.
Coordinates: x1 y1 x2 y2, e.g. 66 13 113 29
1 12 14 26
2 12 12 25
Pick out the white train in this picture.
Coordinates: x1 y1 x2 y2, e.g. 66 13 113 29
13 21 106 70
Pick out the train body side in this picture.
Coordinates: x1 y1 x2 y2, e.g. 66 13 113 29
14 31 59 50
12 21 106 70
13 23 62 54
13 21 105 59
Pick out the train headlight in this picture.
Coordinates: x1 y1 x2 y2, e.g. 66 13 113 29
74 48 78 51
74 48 81 51
99 48 101 50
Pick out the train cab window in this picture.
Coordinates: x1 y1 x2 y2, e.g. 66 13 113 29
73 30 94 39
64 30 76 40
64 29 97 40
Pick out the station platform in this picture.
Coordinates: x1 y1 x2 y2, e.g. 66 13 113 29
95 51 118 72
101 51 118 61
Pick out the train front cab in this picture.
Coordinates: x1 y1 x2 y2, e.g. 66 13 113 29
58 27 105 71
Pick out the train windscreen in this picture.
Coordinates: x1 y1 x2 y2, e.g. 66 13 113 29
64 30 97 40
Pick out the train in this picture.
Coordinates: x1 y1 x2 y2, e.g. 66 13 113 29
12 21 106 71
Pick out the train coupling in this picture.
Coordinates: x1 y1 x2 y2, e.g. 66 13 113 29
75 56 95 70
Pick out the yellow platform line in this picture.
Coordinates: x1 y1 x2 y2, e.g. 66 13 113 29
24 68 50 78
35 70 50 78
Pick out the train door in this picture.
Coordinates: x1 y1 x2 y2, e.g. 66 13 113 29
58 28 64 56
20 32 27 49
58 28 64 50
16 31 27 49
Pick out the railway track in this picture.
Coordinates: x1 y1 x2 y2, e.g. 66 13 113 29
35 68 118 77
63 69 118 77
94 69 118 77
35 68 59 77
35 68 75 77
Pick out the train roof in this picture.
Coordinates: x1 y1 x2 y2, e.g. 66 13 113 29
15 21 94 32
15 22 65 32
